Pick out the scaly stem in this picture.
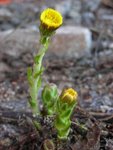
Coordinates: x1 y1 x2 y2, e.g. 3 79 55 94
27 36 50 116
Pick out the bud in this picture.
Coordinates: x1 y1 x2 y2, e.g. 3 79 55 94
42 83 58 115
60 88 78 104
55 88 78 139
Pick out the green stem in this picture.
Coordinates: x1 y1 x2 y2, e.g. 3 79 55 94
28 36 50 115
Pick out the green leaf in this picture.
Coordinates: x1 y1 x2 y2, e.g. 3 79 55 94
29 99 37 108
58 126 70 140
34 54 41 64
27 67 33 86
27 67 32 78
34 66 44 79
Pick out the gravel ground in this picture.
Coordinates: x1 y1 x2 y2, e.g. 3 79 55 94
0 1 113 149
0 0 113 113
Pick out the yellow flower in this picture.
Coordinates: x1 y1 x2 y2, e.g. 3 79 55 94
40 8 63 31
60 88 78 104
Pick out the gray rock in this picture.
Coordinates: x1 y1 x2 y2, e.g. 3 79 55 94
0 8 12 21
50 26 92 58
102 0 113 8
0 23 13 31
82 0 101 12
0 29 39 58
55 0 72 17
68 0 81 24
71 0 81 12
0 73 6 82
0 62 11 72
0 26 92 58
98 8 113 21
82 12 95 26
69 12 81 25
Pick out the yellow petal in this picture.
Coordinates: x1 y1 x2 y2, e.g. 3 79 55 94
40 8 63 30
60 88 78 104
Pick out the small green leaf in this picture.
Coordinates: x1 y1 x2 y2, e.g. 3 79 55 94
29 99 37 108
27 67 32 79
34 71 41 79
34 54 41 64
34 66 44 79
27 67 33 86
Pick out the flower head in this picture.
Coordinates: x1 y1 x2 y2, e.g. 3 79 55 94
60 88 78 104
40 8 63 31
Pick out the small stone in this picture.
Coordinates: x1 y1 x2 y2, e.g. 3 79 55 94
102 0 113 8
69 12 81 25
43 139 55 150
0 138 12 147
68 0 81 24
82 0 100 11
71 0 81 12
0 23 14 31
0 73 6 82
97 8 113 20
106 139 113 149
0 8 12 21
82 12 95 26
55 0 71 17
109 43 113 49
0 62 11 72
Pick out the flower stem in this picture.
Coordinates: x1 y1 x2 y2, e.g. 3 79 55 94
27 36 50 116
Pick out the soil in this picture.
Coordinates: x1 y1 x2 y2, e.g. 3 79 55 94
1 0 113 150
1 53 113 150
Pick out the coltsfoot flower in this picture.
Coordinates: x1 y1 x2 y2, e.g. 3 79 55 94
60 88 78 104
28 9 63 115
40 8 63 31
55 88 78 139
